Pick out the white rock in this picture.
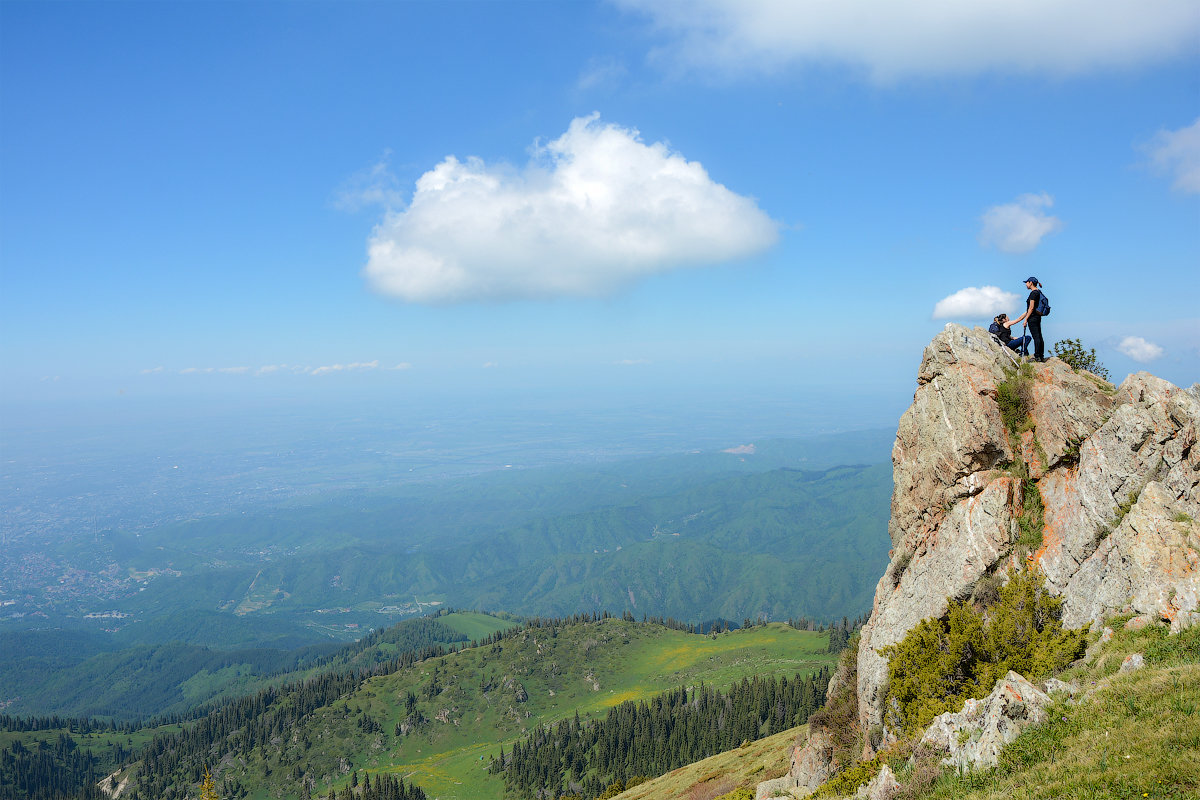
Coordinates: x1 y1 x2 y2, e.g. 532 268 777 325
1171 610 1200 634
1119 653 1145 673
854 763 900 800
920 671 1052 770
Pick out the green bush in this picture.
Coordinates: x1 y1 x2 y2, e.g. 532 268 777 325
716 788 755 800
807 634 862 768
880 568 1085 734
996 364 1035 437
813 755 884 797
1052 339 1110 381
1016 478 1046 552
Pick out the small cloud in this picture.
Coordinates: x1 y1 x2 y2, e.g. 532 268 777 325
389 362 413 370
577 56 628 91
310 360 379 376
482 362 499 369
256 365 282 375
362 113 778 304
979 193 1063 254
180 367 214 374
1143 116 1200 194
334 151 405 211
141 367 164 374
616 1 1200 81
932 286 1020 319
1117 336 1164 363
218 367 249 374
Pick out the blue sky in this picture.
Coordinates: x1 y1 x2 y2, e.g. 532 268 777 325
2 1 1197 432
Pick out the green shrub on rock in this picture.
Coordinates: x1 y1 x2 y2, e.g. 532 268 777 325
880 568 1085 734
1052 338 1110 381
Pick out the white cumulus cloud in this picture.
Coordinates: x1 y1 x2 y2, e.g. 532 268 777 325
362 113 778 304
1117 336 1165 363
979 193 1063 254
932 286 1020 319
1144 117 1200 194
616 0 1200 81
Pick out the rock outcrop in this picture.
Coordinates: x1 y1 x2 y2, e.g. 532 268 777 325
919 671 1052 770
853 764 899 800
859 325 1198 738
773 325 1199 794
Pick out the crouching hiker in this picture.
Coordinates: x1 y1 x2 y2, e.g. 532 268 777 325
990 313 1031 356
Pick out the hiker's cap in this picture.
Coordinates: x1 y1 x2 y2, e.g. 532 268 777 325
1024 276 1039 284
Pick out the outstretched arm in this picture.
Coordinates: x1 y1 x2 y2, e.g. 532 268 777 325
1006 298 1034 328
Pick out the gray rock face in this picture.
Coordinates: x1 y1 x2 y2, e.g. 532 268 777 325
858 327 1199 738
789 326 1198 789
790 729 834 792
920 671 1052 770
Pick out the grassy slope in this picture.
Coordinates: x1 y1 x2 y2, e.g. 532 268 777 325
207 620 834 800
907 620 1200 800
606 619 1200 800
614 725 804 800
437 611 519 642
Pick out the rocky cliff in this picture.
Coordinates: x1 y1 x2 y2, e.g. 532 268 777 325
779 324 1200 794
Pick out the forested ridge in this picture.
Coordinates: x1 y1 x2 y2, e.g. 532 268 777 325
0 613 500 800
128 612 641 798
0 735 116 800
492 671 830 799
132 645 453 800
0 612 483 722
2 613 840 799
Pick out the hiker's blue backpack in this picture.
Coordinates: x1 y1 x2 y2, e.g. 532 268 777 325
1035 291 1051 316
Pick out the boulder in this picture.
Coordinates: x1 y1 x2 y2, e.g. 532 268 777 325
1120 653 1145 673
920 671 1052 770
754 776 801 800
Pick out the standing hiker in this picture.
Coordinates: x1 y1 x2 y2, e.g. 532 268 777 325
1007 276 1046 362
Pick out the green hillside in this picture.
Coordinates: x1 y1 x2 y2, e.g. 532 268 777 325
613 724 804 800
0 611 515 721
124 617 838 800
